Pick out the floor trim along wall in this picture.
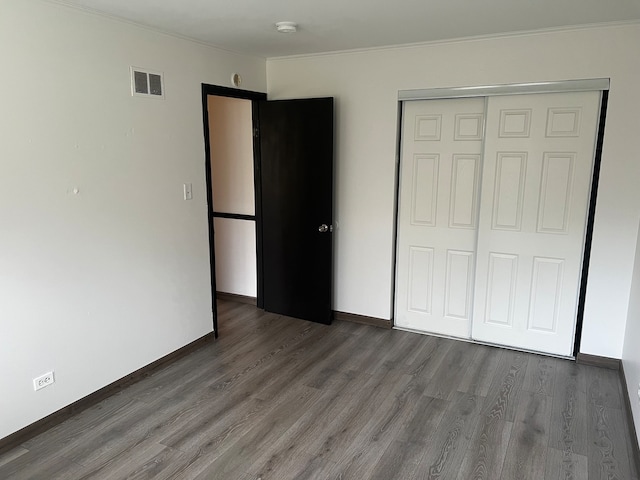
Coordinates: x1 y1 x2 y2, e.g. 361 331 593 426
333 311 392 329
576 353 640 471
0 332 215 456
620 362 640 475
216 292 258 306
576 352 621 370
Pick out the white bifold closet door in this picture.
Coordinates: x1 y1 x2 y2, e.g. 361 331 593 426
395 97 485 338
395 91 600 356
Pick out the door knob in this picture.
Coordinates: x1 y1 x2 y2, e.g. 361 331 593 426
318 224 332 233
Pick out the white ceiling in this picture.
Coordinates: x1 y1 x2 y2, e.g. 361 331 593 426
53 0 640 58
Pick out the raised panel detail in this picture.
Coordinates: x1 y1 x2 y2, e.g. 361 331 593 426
499 109 532 138
408 246 434 314
445 250 474 319
492 152 527 231
537 153 576 234
546 107 582 137
485 253 518 326
449 154 480 229
528 257 564 332
454 114 484 140
414 115 442 141
411 154 439 226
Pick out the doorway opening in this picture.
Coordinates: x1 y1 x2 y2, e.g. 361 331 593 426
202 86 335 335
201 84 266 337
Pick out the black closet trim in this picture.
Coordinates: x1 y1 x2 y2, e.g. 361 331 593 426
573 89 609 358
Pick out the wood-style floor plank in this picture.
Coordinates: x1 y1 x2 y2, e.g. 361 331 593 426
587 403 634 480
192 385 321 480
500 391 552 480
415 392 483 480
0 447 28 469
523 355 557 396
544 447 588 480
246 369 368 479
0 448 88 480
457 344 504 397
1 300 637 480
423 340 476 400
303 364 410 462
369 440 422 480
586 363 624 410
404 337 453 394
326 371 423 479
399 394 448 445
549 360 588 456
456 415 513 480
482 349 530 423
114 446 189 480
368 396 448 480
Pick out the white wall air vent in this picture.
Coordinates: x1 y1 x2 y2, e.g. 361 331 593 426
130 67 164 98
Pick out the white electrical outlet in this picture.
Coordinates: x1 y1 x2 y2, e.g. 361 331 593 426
33 371 55 391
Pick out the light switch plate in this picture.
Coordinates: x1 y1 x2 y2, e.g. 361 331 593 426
183 183 193 200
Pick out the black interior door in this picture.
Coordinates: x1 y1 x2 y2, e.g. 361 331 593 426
258 97 334 324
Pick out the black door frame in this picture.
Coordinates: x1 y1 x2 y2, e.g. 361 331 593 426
201 84 267 337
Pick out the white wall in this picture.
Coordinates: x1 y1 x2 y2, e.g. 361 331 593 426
208 96 257 297
623 220 640 445
213 218 258 296
208 96 255 216
0 0 265 439
267 23 640 358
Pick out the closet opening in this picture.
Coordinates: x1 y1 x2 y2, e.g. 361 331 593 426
393 79 609 358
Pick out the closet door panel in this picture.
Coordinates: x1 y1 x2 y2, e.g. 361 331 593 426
395 98 484 338
472 91 600 356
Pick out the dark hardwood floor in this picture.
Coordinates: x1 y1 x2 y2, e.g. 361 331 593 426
1 299 637 479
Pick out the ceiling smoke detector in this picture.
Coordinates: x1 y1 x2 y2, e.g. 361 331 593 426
275 22 297 33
